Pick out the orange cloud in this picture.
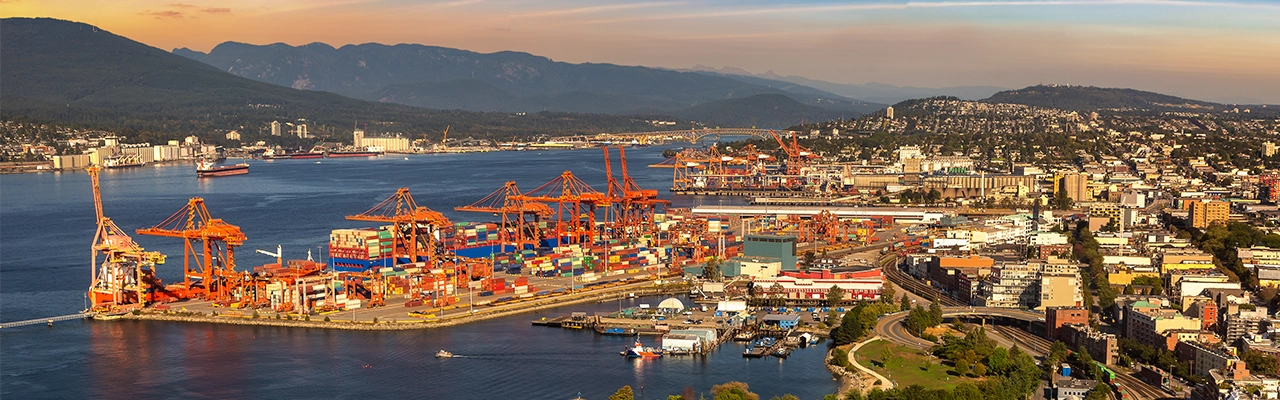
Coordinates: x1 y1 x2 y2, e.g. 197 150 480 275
140 10 184 19
168 3 195 8
201 7 231 14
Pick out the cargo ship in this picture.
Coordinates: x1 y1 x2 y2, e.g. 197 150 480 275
263 150 325 160
327 151 382 158
196 160 249 178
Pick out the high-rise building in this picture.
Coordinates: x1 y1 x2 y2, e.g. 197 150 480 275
270 121 282 136
225 130 240 141
295 124 308 138
885 106 894 119
1266 141 1277 157
1188 200 1229 229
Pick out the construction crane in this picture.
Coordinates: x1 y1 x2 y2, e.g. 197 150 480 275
456 181 552 249
87 166 166 310
136 197 246 303
515 171 606 245
346 188 450 264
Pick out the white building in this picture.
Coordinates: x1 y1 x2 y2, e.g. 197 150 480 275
270 121 282 136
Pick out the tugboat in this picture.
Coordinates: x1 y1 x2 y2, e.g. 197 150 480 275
435 350 453 358
196 160 249 177
621 340 663 358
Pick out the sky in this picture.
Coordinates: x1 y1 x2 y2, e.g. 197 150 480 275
4 0 1280 103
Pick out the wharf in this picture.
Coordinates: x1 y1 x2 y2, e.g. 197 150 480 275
671 188 818 197
749 196 863 206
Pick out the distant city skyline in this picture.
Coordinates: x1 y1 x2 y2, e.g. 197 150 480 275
4 0 1278 103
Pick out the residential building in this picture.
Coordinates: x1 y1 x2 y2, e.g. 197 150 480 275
270 121 281 136
1128 307 1202 349
1061 323 1119 365
1223 309 1268 344
1183 341 1247 379
1056 172 1090 203
975 263 1040 308
1189 200 1230 229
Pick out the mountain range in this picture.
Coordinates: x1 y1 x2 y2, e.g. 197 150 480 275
679 65 1007 104
982 85 1225 112
174 42 880 126
0 18 668 142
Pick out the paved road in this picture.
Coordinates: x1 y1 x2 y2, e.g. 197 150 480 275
874 307 1045 350
848 336 895 391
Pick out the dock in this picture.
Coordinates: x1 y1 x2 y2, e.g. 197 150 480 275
0 313 91 329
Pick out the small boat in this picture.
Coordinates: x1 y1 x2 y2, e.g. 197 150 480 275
623 340 662 358
196 160 249 178
773 348 790 358
435 350 453 358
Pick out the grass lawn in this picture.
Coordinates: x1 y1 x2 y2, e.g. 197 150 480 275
853 339 983 391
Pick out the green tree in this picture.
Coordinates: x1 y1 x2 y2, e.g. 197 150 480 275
1245 350 1279 375
954 358 971 376
711 382 759 400
929 297 943 326
881 283 896 304
609 385 635 400
973 362 988 376
827 285 845 308
1085 382 1112 400
768 395 798 400
899 294 911 312
704 257 724 280
882 345 895 368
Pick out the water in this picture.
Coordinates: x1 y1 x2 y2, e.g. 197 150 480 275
1 146 829 399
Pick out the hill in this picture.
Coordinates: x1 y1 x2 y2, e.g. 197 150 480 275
674 94 844 128
174 42 878 116
0 18 663 143
982 85 1222 111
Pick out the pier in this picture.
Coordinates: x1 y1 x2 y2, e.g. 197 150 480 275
0 313 91 329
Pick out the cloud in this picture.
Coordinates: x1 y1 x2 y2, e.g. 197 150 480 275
515 1 682 19
201 7 231 13
140 10 184 19
586 0 1280 24
168 3 195 8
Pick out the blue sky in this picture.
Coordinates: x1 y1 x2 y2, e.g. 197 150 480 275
5 0 1279 102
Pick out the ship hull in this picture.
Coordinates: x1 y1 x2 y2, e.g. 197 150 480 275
197 164 249 178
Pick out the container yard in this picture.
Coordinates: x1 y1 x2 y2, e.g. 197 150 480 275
80 146 894 330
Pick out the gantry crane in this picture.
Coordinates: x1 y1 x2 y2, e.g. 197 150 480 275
87 166 166 310
608 146 669 237
347 188 450 264
515 171 606 245
456 181 552 249
136 197 246 303
768 130 815 175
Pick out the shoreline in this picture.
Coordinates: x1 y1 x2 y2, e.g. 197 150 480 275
116 283 683 331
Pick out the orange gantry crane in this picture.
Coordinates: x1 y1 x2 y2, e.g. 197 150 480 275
455 181 553 249
87 166 166 310
768 130 815 175
136 197 246 303
603 146 669 238
347 188 451 263
515 171 606 245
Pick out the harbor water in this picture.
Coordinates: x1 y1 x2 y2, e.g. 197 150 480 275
0 146 833 399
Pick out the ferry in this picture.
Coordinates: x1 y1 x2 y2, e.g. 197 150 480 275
196 160 249 178
621 340 663 358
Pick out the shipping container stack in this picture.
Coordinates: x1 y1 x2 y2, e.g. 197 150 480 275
329 227 396 272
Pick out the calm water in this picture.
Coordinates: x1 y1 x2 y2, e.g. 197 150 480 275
0 146 830 399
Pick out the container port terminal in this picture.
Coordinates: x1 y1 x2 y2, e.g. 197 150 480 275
70 144 909 332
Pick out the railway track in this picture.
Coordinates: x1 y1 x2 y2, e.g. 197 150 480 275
993 327 1168 400
880 254 964 307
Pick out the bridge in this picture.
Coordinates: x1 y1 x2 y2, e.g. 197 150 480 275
550 128 792 144
0 313 91 330
874 306 1044 350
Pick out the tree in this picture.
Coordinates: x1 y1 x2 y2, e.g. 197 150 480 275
711 382 759 400
954 358 971 376
973 362 988 376
881 283 896 304
1085 382 1112 400
704 257 723 281
899 294 911 312
769 395 799 400
803 251 817 268
827 285 845 308
609 386 635 400
882 345 895 369
1244 350 1279 375
929 297 943 326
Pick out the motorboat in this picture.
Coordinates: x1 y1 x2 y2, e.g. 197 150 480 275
436 350 453 358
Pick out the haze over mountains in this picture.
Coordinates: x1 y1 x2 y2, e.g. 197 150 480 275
679 65 1008 105
174 42 880 126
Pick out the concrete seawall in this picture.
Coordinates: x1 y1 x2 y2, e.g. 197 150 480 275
120 284 682 331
